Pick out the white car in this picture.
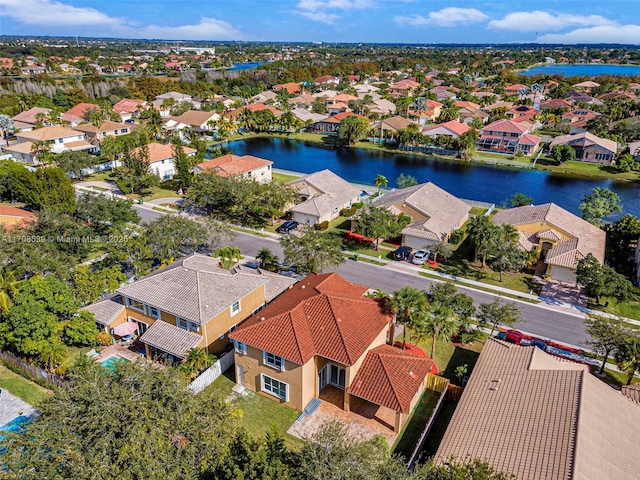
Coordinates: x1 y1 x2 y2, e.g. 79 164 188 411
412 249 430 265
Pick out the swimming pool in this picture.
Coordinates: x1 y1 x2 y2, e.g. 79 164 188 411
0 415 32 434
100 355 131 371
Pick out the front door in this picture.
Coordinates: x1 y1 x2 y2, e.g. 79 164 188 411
318 365 328 391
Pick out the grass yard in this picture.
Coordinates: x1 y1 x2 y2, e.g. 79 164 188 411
393 390 441 459
535 159 640 182
59 346 92 371
418 400 456 460
0 365 51 406
604 367 640 387
587 297 640 321
205 371 304 450
83 171 116 183
272 172 300 184
325 216 350 234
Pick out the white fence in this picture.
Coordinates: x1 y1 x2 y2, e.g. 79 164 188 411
187 350 236 393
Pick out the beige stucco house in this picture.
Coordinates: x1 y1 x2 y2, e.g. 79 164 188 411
193 153 273 183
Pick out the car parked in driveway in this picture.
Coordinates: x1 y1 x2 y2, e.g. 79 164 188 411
412 249 430 265
277 221 299 234
392 246 412 261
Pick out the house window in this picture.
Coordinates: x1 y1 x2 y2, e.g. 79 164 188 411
234 341 246 355
263 351 284 371
228 323 239 342
126 298 145 313
230 301 241 316
120 129 128 134
177 317 188 330
148 306 160 318
595 153 610 161
261 374 288 401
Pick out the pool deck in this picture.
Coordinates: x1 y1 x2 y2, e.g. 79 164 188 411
0 390 36 426
95 344 146 364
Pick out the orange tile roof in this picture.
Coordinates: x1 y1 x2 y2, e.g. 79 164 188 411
130 142 196 164
64 102 100 118
195 154 272 177
274 82 301 94
424 120 470 136
230 273 391 365
348 344 434 413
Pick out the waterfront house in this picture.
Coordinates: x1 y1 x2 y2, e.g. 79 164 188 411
423 120 469 139
73 121 132 147
435 338 640 480
550 132 617 165
112 98 148 122
129 142 196 181
5 126 95 164
492 203 606 283
307 112 364 135
371 116 417 141
229 272 435 432
476 119 541 155
226 104 283 123
288 169 362 226
367 182 471 249
83 254 297 361
193 154 273 183
168 110 220 133
290 108 327 125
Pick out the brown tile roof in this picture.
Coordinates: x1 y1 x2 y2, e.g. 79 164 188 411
64 102 100 118
230 273 391 366
139 320 202 359
169 110 218 127
348 344 434 413
73 121 129 134
12 107 50 125
113 98 147 114
130 142 196 164
194 154 272 176
274 82 301 94
16 126 83 141
374 115 416 131
492 203 606 266
288 169 362 217
435 338 640 480
550 132 617 155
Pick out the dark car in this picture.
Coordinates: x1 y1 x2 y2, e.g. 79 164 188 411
277 221 299 234
392 246 412 261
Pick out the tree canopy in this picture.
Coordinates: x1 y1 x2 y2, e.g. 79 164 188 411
579 187 623 225
280 227 345 274
337 115 370 146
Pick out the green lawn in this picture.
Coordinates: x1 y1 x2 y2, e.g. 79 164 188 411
325 216 350 234
83 171 116 183
535 159 640 182
273 172 299 184
204 371 304 450
0 365 51 405
604 367 640 387
59 346 92 371
393 390 441 459
418 400 456 460
587 297 640 321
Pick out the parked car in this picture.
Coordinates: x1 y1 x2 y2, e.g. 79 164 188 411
504 330 525 345
412 249 430 265
392 246 413 261
277 221 299 234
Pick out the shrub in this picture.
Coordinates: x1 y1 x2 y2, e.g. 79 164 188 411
449 229 464 244
96 331 113 346
314 221 329 231
459 325 483 344
116 179 132 194
352 202 364 209
55 365 69 376
339 206 357 217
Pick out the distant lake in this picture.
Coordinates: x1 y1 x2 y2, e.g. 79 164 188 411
227 62 267 72
523 64 640 77
227 137 640 217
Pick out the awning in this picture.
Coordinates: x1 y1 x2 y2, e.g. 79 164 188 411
139 321 202 359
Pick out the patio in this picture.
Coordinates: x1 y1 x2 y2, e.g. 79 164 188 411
95 341 146 364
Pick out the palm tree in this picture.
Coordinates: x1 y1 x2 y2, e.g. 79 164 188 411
181 347 214 379
374 174 388 195
391 286 428 349
38 342 68 372
0 267 24 313
420 302 461 359
466 215 499 267
615 337 640 385
30 140 53 165
256 247 279 271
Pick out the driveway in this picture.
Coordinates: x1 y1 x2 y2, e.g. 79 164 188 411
540 280 588 310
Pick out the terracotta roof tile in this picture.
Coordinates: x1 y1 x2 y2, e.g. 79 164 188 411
64 102 100 118
194 154 272 176
130 142 196 164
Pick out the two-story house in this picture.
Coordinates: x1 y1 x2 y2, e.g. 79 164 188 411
83 254 297 362
229 272 435 432
5 126 94 164
388 79 420 98
193 154 273 183
73 121 132 147
476 119 541 155
129 142 197 181
549 132 617 165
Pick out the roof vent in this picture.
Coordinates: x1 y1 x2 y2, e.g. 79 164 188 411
409 371 414 376
301 285 305 289
260 317 266 321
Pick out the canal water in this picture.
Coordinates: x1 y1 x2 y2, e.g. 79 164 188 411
226 137 640 217
522 64 640 77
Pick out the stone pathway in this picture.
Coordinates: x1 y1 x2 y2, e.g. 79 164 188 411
0 390 36 426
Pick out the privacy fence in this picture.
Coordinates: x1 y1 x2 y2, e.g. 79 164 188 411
0 349 66 388
187 350 236 393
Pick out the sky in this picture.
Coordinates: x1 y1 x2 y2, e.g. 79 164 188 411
1 0 639 45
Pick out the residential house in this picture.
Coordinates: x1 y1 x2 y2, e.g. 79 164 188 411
506 105 538 120
435 338 640 480
154 91 196 107
327 102 351 115
573 80 600 93
0 205 36 230
12 107 51 131
307 112 363 135
193 154 273 183
423 120 469 139
274 83 301 95
598 91 638 102
168 110 220 133
629 141 640 160
566 91 603 106
409 99 443 125
550 132 617 165
561 109 597 134
457 106 489 125
73 121 132 147
367 182 471 249
252 91 278 104
290 108 327 125
540 98 572 110
61 103 100 126
371 116 417 142
229 272 435 432
505 83 529 95
430 88 457 101
5 126 94 164
454 101 480 110
226 104 283 122
476 119 541 155
288 169 362 226
388 79 420 97
369 98 397 116
130 142 196 181
112 98 148 122
83 254 297 361
326 93 358 106
288 94 316 109
492 203 606 283
314 75 340 86
354 84 380 96
482 101 514 113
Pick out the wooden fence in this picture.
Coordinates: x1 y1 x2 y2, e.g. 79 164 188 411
0 349 66 388
407 380 449 469
187 350 235 393
447 384 465 401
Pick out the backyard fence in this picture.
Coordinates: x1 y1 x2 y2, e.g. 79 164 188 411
461 198 496 216
187 350 235 393
407 378 450 470
399 145 459 156
0 349 66 388
447 385 465 401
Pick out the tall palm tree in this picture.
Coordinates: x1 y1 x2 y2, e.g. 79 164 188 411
38 342 68 372
0 267 23 313
181 347 214 379
466 215 499 267
615 337 640 385
420 302 461 359
391 286 428 349
30 140 53 165
374 174 388 195
256 247 278 271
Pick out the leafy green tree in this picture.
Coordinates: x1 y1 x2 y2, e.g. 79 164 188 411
54 150 98 180
429 241 453 262
117 144 159 195
585 316 631 375
579 187 623 225
510 192 533 207
1 362 236 478
181 347 214 379
144 216 210 263
311 97 327 114
477 298 522 336
392 286 428 349
606 214 640 248
488 225 527 282
172 137 195 190
550 144 576 164
354 206 407 250
337 115 370 146
64 311 99 346
72 264 127 305
615 336 640 385
615 153 639 172
76 192 140 234
576 253 632 304
37 340 68 372
428 283 475 323
436 98 460 123
280 226 345 274
466 215 499 267
395 173 418 189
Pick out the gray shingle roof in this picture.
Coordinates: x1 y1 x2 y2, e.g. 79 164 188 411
81 295 125 326
139 320 202 359
435 338 640 480
288 169 361 217
117 254 296 324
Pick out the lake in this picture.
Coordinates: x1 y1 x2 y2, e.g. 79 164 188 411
227 137 640 217
227 62 267 72
522 64 640 77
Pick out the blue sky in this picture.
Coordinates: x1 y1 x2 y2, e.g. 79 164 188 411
1 0 639 44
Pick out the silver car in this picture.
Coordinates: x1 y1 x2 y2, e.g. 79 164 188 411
412 249 430 265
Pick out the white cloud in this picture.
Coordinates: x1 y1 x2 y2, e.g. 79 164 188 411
0 0 122 27
489 11 615 32
295 0 373 25
537 24 640 44
395 8 488 28
126 17 246 41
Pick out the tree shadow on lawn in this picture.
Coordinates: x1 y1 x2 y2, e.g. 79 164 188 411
439 345 481 385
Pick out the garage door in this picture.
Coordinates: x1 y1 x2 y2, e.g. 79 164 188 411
551 266 576 284
403 235 435 250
